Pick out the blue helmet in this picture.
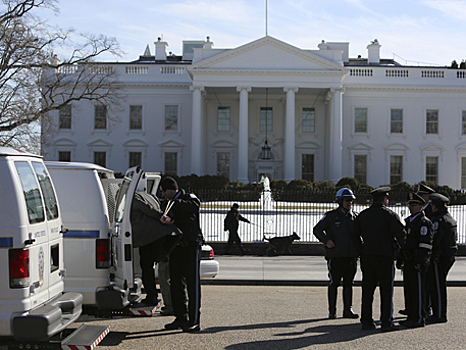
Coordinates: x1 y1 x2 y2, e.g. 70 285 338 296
336 188 356 201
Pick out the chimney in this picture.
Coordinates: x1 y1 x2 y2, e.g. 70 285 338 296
367 39 381 65
318 40 328 50
154 37 168 61
203 36 214 49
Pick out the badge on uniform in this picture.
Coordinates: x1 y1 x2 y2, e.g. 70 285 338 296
420 226 428 236
433 222 439 231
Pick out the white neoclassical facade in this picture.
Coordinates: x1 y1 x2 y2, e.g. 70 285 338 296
42 36 466 189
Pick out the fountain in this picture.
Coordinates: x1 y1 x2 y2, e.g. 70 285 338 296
260 176 274 210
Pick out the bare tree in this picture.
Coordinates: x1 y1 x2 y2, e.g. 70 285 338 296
0 0 124 153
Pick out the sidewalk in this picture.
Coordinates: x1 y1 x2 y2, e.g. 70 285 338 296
203 255 466 286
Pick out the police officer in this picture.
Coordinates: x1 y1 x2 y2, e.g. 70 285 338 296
313 188 359 319
352 187 405 331
399 193 434 328
426 193 457 324
417 184 436 219
224 203 250 255
160 177 204 333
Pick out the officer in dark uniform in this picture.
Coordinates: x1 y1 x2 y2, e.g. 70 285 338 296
417 184 436 219
224 203 250 255
160 177 204 333
426 193 457 324
399 192 434 328
352 187 405 331
313 188 360 319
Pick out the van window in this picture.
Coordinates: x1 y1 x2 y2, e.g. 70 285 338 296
15 162 45 224
32 162 59 220
115 178 130 223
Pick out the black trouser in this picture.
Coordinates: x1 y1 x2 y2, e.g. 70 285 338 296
225 229 245 253
427 257 455 320
139 240 159 300
169 242 201 326
403 260 428 324
327 257 357 315
360 255 395 327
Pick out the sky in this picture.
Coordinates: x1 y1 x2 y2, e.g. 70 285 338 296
31 0 466 66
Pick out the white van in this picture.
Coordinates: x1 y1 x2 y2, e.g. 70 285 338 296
45 162 219 311
0 148 82 341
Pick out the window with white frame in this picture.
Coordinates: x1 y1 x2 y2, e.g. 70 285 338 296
426 109 439 134
129 105 143 130
59 105 72 129
260 107 273 132
129 152 142 167
354 155 367 184
390 109 403 134
164 105 178 131
302 154 314 181
216 152 230 178
94 105 107 130
390 155 403 184
302 108 315 133
164 152 177 175
217 107 230 132
462 110 466 135
354 108 368 133
58 151 71 162
426 156 438 183
94 151 106 167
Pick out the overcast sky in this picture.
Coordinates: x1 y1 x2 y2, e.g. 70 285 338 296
33 0 466 66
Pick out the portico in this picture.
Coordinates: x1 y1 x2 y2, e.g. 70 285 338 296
188 36 346 183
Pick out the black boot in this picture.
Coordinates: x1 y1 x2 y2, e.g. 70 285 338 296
343 287 359 319
328 286 337 319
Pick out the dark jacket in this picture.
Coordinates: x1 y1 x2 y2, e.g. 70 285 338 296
430 207 458 261
224 209 249 232
352 202 406 257
313 207 359 258
402 211 434 264
131 192 182 248
162 189 203 243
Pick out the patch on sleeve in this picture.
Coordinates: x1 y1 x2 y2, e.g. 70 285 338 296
433 222 439 231
189 193 198 199
420 226 428 236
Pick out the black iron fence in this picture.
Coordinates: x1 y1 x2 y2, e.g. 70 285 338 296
194 189 466 244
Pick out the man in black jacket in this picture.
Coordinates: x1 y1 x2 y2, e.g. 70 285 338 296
224 203 250 255
426 193 457 324
399 192 434 328
160 177 204 333
313 188 359 319
352 187 406 331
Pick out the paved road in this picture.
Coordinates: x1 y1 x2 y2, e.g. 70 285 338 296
73 285 465 350
208 255 466 285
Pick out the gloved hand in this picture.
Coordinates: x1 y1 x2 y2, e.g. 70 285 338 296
396 259 404 270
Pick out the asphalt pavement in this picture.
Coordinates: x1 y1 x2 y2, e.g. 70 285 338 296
206 255 466 286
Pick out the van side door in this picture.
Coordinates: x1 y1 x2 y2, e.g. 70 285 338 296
111 167 142 292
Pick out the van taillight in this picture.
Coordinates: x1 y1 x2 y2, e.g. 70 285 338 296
209 247 214 259
96 239 110 268
9 249 30 288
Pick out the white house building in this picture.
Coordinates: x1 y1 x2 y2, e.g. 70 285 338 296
42 36 466 189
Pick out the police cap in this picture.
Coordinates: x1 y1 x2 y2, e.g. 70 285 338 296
370 187 391 199
430 193 449 207
407 192 425 205
160 176 179 191
417 184 435 195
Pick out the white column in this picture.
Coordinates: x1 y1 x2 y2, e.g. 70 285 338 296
190 86 204 175
284 87 298 181
237 87 251 183
328 88 344 183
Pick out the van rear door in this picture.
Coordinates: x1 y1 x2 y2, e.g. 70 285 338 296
111 166 142 292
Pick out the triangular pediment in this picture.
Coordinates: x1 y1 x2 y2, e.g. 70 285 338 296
158 140 184 148
420 143 444 152
87 139 112 147
349 142 373 151
192 36 343 72
210 140 236 148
